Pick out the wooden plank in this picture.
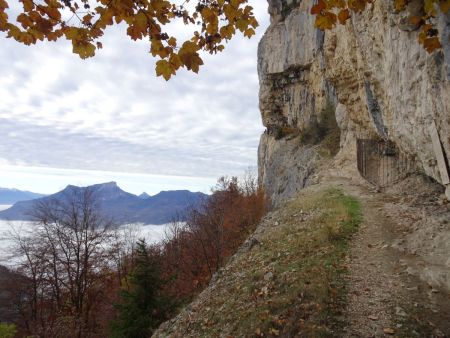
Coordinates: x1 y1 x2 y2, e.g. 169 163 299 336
430 120 450 185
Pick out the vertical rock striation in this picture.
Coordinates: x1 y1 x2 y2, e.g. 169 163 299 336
258 0 450 206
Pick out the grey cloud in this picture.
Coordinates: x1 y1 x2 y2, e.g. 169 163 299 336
0 118 257 177
0 1 269 179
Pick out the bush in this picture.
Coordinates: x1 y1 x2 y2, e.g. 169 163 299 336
0 322 17 338
273 126 299 140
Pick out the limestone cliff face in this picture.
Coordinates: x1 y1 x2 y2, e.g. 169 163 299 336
258 0 450 206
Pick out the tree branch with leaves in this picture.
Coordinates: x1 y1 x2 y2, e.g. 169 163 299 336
311 0 450 53
0 0 258 79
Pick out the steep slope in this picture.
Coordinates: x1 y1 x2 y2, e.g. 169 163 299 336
0 187 45 204
153 173 450 337
154 184 363 337
0 182 207 225
153 1 450 335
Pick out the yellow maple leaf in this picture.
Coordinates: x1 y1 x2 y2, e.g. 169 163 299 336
22 0 33 12
167 36 176 47
244 27 255 38
424 0 438 16
201 7 216 23
315 12 337 30
440 0 450 13
72 41 96 59
338 9 350 24
155 59 174 80
236 18 249 32
422 36 441 53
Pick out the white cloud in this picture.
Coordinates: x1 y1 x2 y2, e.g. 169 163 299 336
0 1 269 190
0 164 219 195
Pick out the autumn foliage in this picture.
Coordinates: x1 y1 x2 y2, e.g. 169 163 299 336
0 0 258 79
160 175 266 299
311 0 450 53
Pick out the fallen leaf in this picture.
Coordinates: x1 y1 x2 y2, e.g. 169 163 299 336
368 315 379 320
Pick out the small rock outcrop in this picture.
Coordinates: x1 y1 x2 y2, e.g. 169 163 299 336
258 0 450 206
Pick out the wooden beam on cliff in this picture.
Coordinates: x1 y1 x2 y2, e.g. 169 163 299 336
430 120 450 185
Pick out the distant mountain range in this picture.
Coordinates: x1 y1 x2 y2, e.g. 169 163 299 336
0 187 46 205
0 182 207 225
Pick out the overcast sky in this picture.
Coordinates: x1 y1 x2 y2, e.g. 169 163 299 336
0 1 270 195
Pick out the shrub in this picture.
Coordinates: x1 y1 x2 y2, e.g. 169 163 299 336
0 322 17 338
273 126 299 140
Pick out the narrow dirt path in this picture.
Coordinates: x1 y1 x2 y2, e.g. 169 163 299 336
342 185 403 337
321 176 450 337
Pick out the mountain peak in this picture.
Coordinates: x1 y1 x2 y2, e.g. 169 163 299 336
92 181 118 188
64 181 118 190
100 181 117 187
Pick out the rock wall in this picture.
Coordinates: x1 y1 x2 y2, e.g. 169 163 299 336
258 0 450 206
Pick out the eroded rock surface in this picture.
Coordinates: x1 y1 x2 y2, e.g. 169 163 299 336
258 133 320 207
258 0 450 207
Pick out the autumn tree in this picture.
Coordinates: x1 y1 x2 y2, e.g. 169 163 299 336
160 172 267 298
10 187 117 337
191 174 266 269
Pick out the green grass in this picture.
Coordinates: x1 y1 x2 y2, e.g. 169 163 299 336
154 188 363 338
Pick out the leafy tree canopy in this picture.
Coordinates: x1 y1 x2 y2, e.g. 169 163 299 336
311 0 450 53
0 0 258 79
